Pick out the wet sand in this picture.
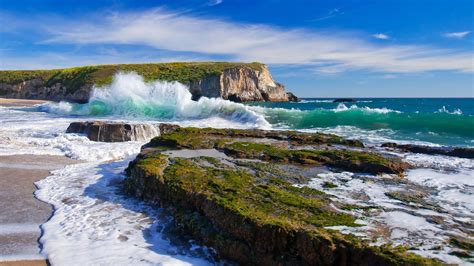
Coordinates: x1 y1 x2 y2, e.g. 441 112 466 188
0 155 77 265
0 98 50 107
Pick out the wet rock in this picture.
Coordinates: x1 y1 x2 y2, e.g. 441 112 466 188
124 127 439 265
66 121 160 142
333 98 357 103
382 142 474 159
158 123 180 135
286 92 299 102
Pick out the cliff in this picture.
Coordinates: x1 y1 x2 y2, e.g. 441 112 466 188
0 62 298 103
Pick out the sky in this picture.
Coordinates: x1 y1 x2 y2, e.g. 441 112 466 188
0 0 473 97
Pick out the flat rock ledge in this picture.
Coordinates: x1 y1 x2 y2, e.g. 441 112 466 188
66 121 167 142
382 142 474 159
124 126 438 265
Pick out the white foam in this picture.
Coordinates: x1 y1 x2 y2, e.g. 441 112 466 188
299 167 473 264
406 168 474 215
437 106 463 115
1 100 473 264
333 103 400 113
42 72 271 129
36 160 213 265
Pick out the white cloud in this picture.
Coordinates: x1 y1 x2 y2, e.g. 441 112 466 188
372 33 389 40
444 31 471 39
8 8 474 73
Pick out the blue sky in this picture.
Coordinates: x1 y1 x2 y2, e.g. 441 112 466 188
0 0 473 97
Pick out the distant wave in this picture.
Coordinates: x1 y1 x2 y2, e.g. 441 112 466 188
437 106 463 115
254 103 474 139
299 99 334 103
299 99 373 103
333 103 400 114
39 72 270 128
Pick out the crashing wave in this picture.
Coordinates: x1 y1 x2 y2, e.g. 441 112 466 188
39 72 271 129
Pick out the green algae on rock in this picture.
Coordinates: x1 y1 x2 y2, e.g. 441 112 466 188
124 125 439 265
146 126 407 175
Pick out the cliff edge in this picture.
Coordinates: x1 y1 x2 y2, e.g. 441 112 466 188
0 62 298 103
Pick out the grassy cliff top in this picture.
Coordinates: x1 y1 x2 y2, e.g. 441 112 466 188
0 62 265 90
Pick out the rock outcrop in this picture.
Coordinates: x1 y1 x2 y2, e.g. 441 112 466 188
0 78 91 103
0 63 298 103
189 65 296 102
333 98 357 103
382 142 474 159
123 125 438 265
66 121 161 142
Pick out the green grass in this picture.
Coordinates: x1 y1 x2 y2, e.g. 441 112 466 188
0 62 265 93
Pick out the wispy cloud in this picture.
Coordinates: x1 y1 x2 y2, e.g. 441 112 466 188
372 33 389 40
444 31 471 39
208 0 223 6
312 8 344 21
4 8 473 73
381 74 397 79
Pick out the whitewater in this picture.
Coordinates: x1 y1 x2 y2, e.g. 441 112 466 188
0 73 472 265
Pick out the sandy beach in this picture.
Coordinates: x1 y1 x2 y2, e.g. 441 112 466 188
0 98 74 265
0 154 77 265
0 99 50 107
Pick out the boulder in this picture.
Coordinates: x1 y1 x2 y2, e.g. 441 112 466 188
286 92 299 102
66 121 161 142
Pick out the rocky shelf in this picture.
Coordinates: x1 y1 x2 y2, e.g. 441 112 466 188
124 125 440 265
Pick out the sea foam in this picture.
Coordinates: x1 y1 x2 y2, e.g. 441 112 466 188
41 72 271 129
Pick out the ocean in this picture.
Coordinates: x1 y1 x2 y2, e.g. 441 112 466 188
0 73 472 264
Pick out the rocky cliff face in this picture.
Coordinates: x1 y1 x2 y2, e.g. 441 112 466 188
0 78 91 103
189 65 295 102
0 64 297 103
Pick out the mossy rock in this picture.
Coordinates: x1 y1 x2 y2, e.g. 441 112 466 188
147 126 408 175
124 126 439 265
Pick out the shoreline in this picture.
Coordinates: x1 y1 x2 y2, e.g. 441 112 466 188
0 98 51 107
0 155 78 265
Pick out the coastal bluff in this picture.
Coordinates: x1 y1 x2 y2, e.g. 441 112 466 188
0 62 298 103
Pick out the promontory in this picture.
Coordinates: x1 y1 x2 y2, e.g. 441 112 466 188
0 62 298 103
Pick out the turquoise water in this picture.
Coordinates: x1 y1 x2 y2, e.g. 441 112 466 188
248 98 474 147
38 74 473 147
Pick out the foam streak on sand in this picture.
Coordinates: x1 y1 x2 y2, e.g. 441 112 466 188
36 161 213 265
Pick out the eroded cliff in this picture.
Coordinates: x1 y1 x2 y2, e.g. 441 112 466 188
0 62 297 103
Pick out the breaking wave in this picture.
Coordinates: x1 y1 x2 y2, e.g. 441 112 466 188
40 72 270 128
